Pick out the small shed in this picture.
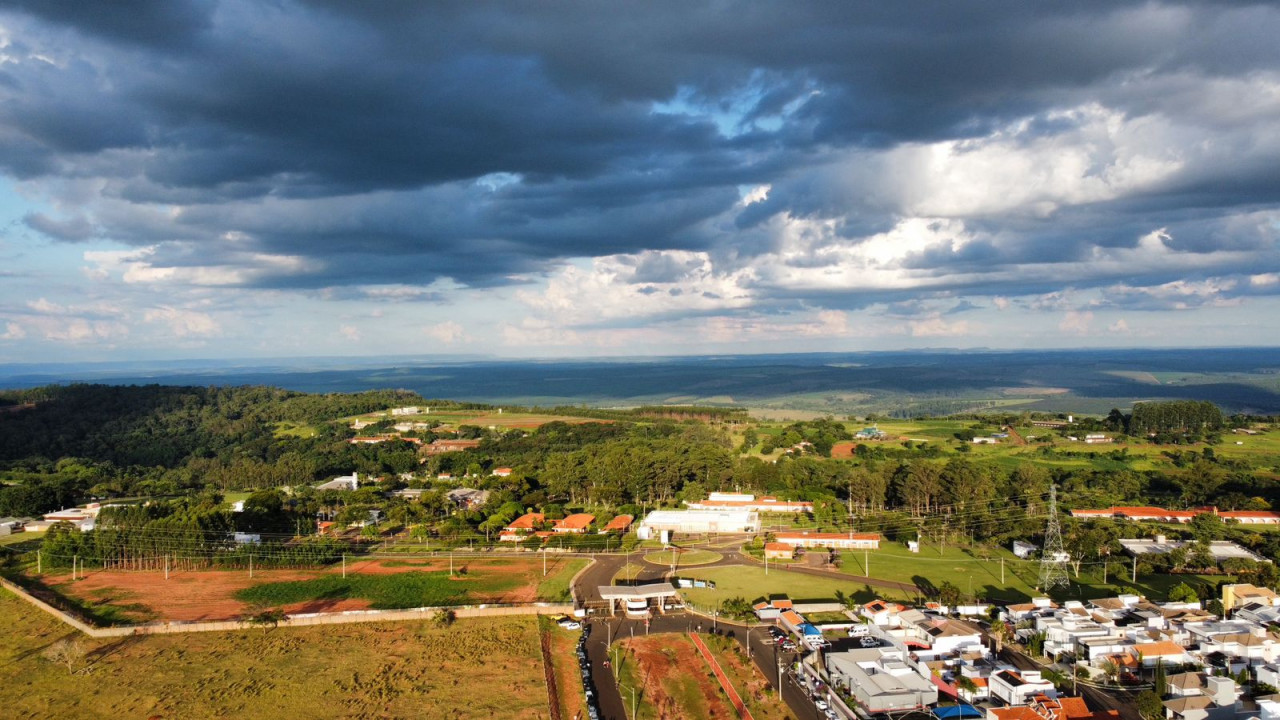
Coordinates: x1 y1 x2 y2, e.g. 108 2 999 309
1012 540 1037 559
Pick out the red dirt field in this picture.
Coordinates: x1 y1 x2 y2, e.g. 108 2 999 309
34 556 555 623
621 634 736 720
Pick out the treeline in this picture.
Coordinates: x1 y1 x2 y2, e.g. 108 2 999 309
37 494 345 569
1129 401 1225 435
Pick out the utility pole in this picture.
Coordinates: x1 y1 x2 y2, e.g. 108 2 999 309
36 550 40 575
165 554 169 580
1132 555 1137 583
865 549 870 576
72 554 76 580
1001 557 1005 585
342 554 346 579
249 553 254 579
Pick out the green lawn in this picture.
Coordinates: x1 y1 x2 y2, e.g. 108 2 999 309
677 565 913 612
535 558 589 602
837 541 1235 603
644 549 721 567
0 530 44 548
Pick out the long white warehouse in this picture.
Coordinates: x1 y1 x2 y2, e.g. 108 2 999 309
637 509 760 538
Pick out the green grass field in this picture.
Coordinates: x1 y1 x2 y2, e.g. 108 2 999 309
535 558 588 602
838 541 1235 603
677 565 913 611
644 549 722 567
235 570 518 608
235 557 586 609
0 588 550 719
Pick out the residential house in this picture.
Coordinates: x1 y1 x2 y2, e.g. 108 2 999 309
862 599 908 627
1162 677 1239 720
499 513 545 542
1166 672 1207 698
764 542 796 560
445 488 489 510
1224 584 1280 610
600 515 634 534
553 514 594 533
989 669 1056 706
1132 641 1196 668
753 598 794 621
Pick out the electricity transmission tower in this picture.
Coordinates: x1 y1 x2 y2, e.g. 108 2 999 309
1038 484 1070 591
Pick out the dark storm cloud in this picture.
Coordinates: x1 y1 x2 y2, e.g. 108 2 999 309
1 0 1279 299
22 213 96 242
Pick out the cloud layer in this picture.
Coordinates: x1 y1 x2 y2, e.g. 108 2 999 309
1 1 1279 357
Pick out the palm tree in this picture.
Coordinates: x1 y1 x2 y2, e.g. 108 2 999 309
1099 658 1121 685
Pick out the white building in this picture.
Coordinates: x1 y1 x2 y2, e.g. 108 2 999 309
317 472 359 491
636 509 759 538
989 669 1056 706
825 648 938 713
774 530 881 549
1012 540 1037 559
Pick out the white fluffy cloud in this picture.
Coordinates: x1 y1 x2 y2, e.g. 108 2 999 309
142 306 220 338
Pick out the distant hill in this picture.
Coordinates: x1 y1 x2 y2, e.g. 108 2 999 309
3 347 1280 416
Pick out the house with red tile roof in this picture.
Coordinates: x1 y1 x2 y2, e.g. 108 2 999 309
600 515 633 533
553 513 594 533
498 512 545 541
764 542 796 559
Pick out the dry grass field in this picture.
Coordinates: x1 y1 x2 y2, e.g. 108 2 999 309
0 588 550 719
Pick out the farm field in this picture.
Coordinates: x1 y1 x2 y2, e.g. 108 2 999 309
0 588 549 719
29 555 585 624
615 633 736 720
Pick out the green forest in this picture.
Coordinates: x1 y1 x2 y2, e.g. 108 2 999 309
2 384 1279 585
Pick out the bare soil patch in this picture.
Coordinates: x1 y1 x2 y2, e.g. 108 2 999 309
621 634 736 719
35 555 559 623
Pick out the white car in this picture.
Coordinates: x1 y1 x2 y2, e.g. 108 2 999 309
557 618 582 630
814 698 829 711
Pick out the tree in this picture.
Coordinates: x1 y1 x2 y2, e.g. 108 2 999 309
1189 512 1225 543
434 608 456 627
1167 582 1199 604
720 596 754 621
246 608 286 632
937 581 963 606
1136 690 1165 720
1099 658 1120 685
42 636 87 674
1154 658 1168 697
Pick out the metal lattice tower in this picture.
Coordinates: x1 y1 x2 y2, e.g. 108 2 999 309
1038 484 1070 591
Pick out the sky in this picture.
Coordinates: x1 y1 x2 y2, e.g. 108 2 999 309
1 1 1279 362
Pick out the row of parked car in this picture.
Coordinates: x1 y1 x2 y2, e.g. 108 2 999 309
576 624 602 720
